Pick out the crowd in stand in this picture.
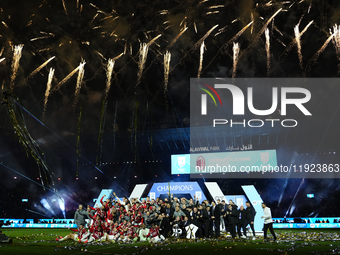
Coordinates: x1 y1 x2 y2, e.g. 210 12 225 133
56 193 258 243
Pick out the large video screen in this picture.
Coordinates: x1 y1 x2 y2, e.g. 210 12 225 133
171 150 277 175
171 154 191 174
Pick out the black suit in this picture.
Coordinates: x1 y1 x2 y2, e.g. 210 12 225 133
207 209 213 237
160 216 171 237
183 220 191 228
199 209 210 237
191 211 202 237
162 207 174 219
226 207 238 238
244 206 256 237
211 205 221 237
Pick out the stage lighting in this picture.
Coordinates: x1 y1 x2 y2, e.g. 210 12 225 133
59 198 66 219
307 194 314 198
95 177 97 179
22 199 28 202
40 198 55 216
14 177 17 179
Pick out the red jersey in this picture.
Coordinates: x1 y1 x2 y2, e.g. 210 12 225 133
126 227 134 237
91 230 104 240
70 227 87 239
109 227 118 235
100 196 110 210
90 217 102 229
147 227 160 238
134 214 143 225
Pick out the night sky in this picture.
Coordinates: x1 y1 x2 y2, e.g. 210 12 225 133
1 0 340 219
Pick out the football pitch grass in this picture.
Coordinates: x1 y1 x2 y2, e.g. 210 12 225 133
1 228 339 255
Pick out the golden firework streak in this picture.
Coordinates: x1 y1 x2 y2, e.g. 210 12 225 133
248 9 282 49
164 51 171 92
74 60 86 108
167 27 188 49
265 28 270 75
104 59 115 102
306 30 335 72
136 43 149 87
331 24 340 73
43 68 55 118
232 42 240 78
294 24 303 69
198 41 205 78
194 25 218 51
26 56 55 81
53 62 86 92
10 44 24 91
62 0 68 16
136 35 162 88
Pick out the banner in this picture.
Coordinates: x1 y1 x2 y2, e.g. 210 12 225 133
2 223 77 228
148 182 206 202
274 223 340 229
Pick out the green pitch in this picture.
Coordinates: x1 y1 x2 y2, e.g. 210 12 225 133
0 228 339 255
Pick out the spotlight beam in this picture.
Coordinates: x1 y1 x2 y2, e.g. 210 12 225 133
0 162 58 195
13 100 113 181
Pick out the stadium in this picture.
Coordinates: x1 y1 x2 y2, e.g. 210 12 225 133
1 0 340 254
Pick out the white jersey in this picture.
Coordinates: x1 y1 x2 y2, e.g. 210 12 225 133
263 207 273 224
